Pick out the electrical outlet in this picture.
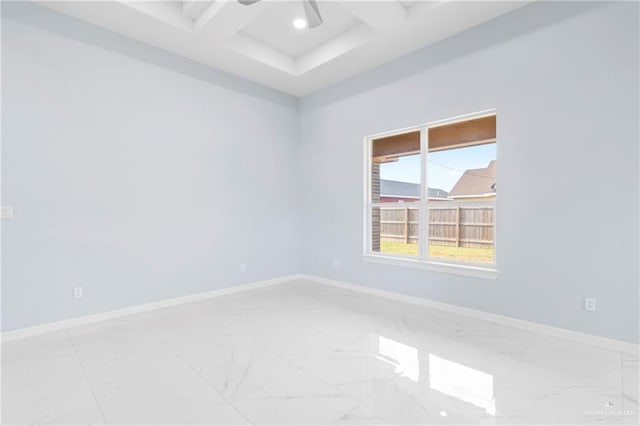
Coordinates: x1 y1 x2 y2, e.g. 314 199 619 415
1 206 14 219
73 286 84 299
584 297 596 312
240 263 246 273
332 258 339 269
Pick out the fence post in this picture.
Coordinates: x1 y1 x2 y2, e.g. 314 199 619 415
371 163 380 252
455 206 460 247
404 207 410 244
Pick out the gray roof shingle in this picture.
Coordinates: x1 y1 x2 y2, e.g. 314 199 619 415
380 180 448 199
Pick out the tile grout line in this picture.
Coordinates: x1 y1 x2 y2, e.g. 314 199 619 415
506 330 537 376
134 301 356 423
620 351 624 417
179 359 257 424
253 308 460 418
619 351 630 426
473 327 537 425
250 329 395 423
7 282 629 425
65 329 109 425
136 318 256 425
170 317 366 423
232 358 363 426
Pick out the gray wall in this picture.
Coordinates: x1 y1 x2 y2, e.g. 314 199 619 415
1 2 300 331
3 2 638 344
299 1 639 344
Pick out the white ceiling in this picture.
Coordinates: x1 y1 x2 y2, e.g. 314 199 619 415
240 2 361 58
39 1 530 96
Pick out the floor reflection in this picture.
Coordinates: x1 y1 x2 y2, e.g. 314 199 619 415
377 335 420 381
376 334 496 416
429 353 496 415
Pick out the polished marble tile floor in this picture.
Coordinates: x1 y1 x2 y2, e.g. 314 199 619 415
2 280 638 425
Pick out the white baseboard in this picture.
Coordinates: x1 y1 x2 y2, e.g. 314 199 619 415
1 274 304 342
300 274 639 355
3 272 637 355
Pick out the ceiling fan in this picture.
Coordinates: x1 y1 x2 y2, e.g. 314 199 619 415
236 0 323 29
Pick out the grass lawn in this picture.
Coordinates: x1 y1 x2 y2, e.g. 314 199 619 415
380 241 494 263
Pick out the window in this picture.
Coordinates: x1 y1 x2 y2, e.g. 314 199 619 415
364 111 497 277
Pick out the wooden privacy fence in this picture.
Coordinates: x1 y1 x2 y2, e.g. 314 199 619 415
380 203 495 249
379 207 419 244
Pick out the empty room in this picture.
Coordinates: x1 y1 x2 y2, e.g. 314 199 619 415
1 0 638 424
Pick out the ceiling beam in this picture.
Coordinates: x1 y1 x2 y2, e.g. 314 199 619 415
182 1 198 16
123 1 193 32
226 34 296 75
338 1 407 33
194 1 228 31
295 25 374 76
182 1 214 21
195 0 270 35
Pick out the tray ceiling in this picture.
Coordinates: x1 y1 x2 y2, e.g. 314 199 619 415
39 1 530 96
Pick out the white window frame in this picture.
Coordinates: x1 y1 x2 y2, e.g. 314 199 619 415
362 109 498 280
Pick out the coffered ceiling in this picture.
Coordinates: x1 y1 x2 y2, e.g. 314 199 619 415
40 1 530 96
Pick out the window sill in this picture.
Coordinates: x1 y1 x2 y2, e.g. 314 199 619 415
362 254 499 280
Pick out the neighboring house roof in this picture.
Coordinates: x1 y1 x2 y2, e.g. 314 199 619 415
429 187 449 199
380 179 449 199
448 160 496 198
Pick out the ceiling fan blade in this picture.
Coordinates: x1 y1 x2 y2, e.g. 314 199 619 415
302 0 323 28
237 0 261 5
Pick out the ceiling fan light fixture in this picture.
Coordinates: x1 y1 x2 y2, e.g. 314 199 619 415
236 0 323 29
293 18 307 29
302 0 323 28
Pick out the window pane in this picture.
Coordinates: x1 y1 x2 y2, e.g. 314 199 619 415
427 142 496 264
428 201 494 263
371 206 419 257
371 131 421 204
378 154 421 204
